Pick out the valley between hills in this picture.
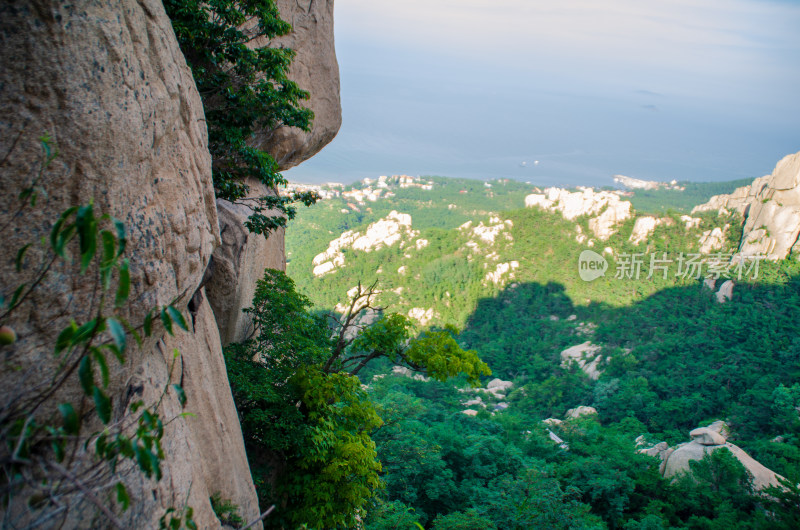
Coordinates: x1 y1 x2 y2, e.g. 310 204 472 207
284 158 800 528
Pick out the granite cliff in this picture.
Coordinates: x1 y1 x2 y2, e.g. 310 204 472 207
693 152 800 260
0 0 339 527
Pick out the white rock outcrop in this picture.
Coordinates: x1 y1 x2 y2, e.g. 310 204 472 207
484 261 520 286
526 188 632 240
681 215 702 230
693 152 800 260
698 226 727 254
629 216 663 245
560 342 604 380
566 406 598 419
662 422 785 491
312 211 417 276
408 307 435 327
463 216 514 248
716 280 734 303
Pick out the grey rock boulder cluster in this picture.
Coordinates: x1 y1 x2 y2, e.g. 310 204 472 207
693 152 800 260
0 0 340 527
640 421 785 491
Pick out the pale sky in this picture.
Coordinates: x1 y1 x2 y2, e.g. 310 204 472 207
285 0 800 186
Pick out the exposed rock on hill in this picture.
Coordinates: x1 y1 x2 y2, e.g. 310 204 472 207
526 188 632 240
251 0 341 170
484 261 520 286
566 406 598 419
629 216 664 245
693 152 800 260
312 211 418 276
698 226 728 254
560 342 604 380
716 280 734 303
460 216 514 250
657 422 785 491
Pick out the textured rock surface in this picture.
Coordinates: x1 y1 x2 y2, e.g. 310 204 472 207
716 280 734 303
312 211 418 276
693 152 800 260
206 180 286 345
560 342 604 380
662 423 784 491
526 188 632 240
629 216 663 245
566 405 598 419
0 1 258 527
250 0 341 170
698 226 727 254
161 288 261 523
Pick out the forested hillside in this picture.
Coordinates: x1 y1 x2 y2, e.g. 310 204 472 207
283 174 800 528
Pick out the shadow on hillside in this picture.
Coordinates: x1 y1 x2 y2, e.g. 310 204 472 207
460 272 800 438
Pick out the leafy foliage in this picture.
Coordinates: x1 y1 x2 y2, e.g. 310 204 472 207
225 269 491 528
164 0 318 236
283 174 799 528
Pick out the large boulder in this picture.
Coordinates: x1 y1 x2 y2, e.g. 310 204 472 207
206 181 286 345
560 341 604 380
0 1 258 527
251 0 341 170
693 152 800 260
662 423 785 491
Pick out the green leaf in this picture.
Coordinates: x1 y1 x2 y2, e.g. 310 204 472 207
101 229 115 265
73 318 102 344
143 310 154 337
55 322 78 355
76 203 97 273
113 218 127 257
93 386 112 424
9 284 25 310
91 348 110 388
115 259 130 308
119 317 142 347
52 439 65 462
100 230 116 289
78 355 94 396
50 206 77 256
106 317 126 356
166 305 189 332
58 403 80 435
105 344 125 364
115 482 130 512
15 243 32 272
160 308 173 335
172 384 187 407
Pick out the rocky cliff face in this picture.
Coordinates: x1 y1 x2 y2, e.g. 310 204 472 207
251 0 341 170
693 152 800 260
206 0 342 343
0 0 340 527
525 187 632 240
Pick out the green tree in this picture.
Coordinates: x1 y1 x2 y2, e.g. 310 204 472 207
164 0 318 236
225 270 490 528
